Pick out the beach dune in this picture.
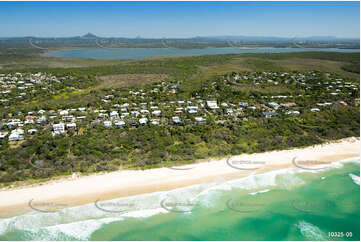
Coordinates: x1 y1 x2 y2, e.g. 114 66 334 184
0 137 359 218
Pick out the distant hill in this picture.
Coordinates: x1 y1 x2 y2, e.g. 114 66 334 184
81 33 98 39
0 33 359 49
1 33 359 42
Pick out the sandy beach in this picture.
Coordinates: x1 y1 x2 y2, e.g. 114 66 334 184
0 137 359 218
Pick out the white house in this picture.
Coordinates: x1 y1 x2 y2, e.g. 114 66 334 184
110 111 119 120
186 106 198 114
9 129 24 141
120 113 129 119
226 108 234 115
131 111 140 117
262 112 280 118
140 109 150 115
286 111 300 116
62 115 75 122
28 129 37 134
206 101 218 109
268 102 280 110
7 120 20 129
53 123 65 135
0 131 8 139
97 113 108 119
66 123 77 129
172 116 181 124
103 121 112 127
151 119 160 125
195 117 206 123
37 116 46 124
310 108 320 112
59 110 69 116
114 120 126 128
152 110 161 116
139 117 148 125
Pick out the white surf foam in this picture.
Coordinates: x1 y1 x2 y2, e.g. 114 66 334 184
296 220 327 241
349 173 360 185
248 189 271 195
338 157 360 163
26 217 120 241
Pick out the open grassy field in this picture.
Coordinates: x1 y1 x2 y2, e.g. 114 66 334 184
0 55 131 69
98 73 168 89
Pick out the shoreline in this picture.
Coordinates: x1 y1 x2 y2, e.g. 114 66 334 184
0 137 359 218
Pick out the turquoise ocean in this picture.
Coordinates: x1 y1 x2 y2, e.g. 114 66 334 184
0 159 359 241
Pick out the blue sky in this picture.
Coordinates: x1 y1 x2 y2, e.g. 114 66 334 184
1 1 359 38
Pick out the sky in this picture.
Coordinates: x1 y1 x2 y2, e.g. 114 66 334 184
1 1 360 38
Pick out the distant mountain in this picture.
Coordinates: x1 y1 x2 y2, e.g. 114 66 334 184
1 33 358 49
0 33 359 42
81 33 98 39
1 33 359 42
294 36 359 42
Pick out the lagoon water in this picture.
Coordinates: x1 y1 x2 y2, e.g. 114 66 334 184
0 160 359 241
43 47 360 60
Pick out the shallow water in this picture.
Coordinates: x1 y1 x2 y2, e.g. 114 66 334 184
43 47 360 60
0 160 359 241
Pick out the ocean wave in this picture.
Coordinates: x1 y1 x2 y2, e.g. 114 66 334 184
248 189 271 195
25 217 120 241
349 173 360 185
338 157 360 163
296 220 327 241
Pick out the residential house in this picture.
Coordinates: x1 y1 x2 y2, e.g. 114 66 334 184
103 121 112 127
172 116 181 124
28 129 37 134
195 117 207 124
206 101 218 109
66 123 77 129
262 112 280 118
37 116 46 124
152 110 161 116
239 102 248 107
310 108 320 112
268 102 280 110
151 119 160 125
114 120 126 128
53 123 65 135
9 129 24 141
139 117 148 125
186 106 198 114
110 111 119 120
0 131 8 139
